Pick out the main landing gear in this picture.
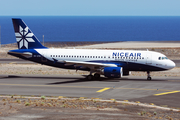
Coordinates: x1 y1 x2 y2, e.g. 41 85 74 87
86 75 93 80
147 71 151 80
86 73 101 80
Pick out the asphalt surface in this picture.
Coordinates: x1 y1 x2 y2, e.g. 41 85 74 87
0 75 180 108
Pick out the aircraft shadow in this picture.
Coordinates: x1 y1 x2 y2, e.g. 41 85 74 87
1 75 166 85
120 78 166 81
1 75 120 85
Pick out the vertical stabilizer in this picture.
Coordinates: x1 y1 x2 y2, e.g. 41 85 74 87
12 18 46 49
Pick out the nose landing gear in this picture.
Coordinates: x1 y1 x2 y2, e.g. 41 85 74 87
147 71 151 80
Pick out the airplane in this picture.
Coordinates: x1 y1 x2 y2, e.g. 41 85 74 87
8 18 176 80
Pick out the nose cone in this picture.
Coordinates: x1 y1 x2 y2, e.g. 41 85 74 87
168 60 176 69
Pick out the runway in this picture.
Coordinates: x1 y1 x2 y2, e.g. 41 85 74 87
0 75 180 108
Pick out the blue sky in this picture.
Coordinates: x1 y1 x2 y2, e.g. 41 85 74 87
0 0 180 16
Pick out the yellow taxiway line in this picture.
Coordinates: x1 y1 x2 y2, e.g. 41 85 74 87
154 91 180 96
96 88 110 92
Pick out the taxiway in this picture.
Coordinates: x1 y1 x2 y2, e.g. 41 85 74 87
0 75 180 108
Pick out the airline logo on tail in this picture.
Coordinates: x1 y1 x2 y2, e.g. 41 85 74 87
15 26 35 49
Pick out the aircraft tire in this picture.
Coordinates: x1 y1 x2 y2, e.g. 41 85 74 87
86 75 93 80
147 77 152 80
94 73 100 79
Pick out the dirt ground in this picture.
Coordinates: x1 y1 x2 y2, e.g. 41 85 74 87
0 97 180 120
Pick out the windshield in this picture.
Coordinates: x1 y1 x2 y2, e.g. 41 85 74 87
158 57 168 60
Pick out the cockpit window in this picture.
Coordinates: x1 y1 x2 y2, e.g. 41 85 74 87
158 57 168 60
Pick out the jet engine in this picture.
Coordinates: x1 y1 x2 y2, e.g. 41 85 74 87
103 67 122 78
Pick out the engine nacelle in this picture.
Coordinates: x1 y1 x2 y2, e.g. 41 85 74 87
103 67 122 78
123 70 131 76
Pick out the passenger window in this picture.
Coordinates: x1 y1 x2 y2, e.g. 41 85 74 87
158 57 161 60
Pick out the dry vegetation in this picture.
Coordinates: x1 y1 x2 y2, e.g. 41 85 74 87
0 96 180 119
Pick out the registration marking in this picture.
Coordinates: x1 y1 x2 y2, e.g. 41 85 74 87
154 91 180 96
96 88 110 92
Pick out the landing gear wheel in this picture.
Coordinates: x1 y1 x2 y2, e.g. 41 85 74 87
147 77 151 80
94 73 100 79
86 75 93 80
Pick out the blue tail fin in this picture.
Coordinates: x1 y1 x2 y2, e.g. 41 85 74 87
12 18 46 49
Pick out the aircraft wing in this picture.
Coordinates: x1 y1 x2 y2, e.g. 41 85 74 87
57 60 117 69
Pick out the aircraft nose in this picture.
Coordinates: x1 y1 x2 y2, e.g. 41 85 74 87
168 60 176 69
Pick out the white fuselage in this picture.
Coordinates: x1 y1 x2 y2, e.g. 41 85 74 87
35 49 175 71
